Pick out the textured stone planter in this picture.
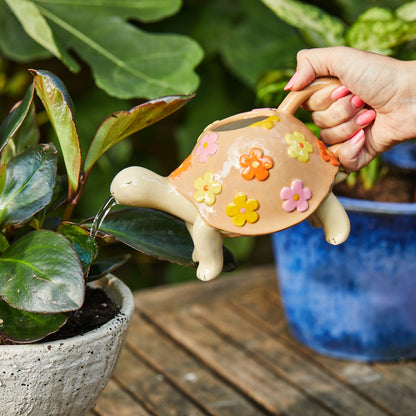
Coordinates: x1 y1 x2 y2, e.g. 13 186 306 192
0 275 134 416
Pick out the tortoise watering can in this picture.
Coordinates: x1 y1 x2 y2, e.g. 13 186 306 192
111 77 350 281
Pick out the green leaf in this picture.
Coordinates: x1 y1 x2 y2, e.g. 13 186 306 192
219 1 305 88
346 8 416 54
0 2 51 62
260 0 345 47
4 0 62 59
359 156 381 190
57 222 98 269
4 0 203 99
0 299 67 343
41 6 203 99
1 103 40 165
96 207 237 273
0 83 34 153
67 0 182 22
0 233 9 254
31 69 81 195
87 254 131 283
0 144 58 228
83 94 194 173
0 230 84 313
397 1 416 22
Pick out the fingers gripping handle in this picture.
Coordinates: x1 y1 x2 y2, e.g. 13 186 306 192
277 77 341 115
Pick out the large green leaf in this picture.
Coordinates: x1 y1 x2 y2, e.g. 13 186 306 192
0 299 68 343
4 0 62 59
260 0 345 47
96 207 237 273
0 2 51 61
0 83 34 153
0 144 57 228
54 0 182 22
5 0 203 99
31 69 81 195
0 230 84 313
219 1 306 88
83 94 194 173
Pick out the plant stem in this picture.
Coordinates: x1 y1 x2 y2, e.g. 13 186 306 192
62 171 89 222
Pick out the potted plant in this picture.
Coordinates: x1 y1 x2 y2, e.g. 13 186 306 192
0 69 207 415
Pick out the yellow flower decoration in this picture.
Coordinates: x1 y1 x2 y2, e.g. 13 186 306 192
226 193 259 227
285 131 313 162
249 115 280 129
193 172 222 206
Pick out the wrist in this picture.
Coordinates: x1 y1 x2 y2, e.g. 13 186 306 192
400 60 416 140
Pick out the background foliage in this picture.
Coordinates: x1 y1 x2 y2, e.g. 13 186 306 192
1 0 415 287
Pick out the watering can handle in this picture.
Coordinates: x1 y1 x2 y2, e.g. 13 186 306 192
277 77 342 115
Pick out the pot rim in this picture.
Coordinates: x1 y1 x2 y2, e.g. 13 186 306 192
0 274 134 350
339 196 416 215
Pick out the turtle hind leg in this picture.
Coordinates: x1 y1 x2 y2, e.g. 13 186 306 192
192 217 224 281
309 192 350 245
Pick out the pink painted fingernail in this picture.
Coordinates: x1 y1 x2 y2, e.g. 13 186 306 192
331 85 350 100
356 109 376 126
349 129 365 144
284 72 298 91
351 95 365 108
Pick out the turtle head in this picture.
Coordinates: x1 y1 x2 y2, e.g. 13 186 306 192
111 166 158 207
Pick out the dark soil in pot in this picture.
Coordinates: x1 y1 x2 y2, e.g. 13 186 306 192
334 166 416 203
0 287 120 345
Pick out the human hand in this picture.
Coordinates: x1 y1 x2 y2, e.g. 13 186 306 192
285 46 416 172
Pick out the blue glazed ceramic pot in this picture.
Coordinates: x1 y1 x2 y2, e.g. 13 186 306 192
272 197 416 362
383 142 416 171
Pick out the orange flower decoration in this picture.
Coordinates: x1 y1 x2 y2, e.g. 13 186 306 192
240 148 273 181
315 139 340 167
169 155 192 180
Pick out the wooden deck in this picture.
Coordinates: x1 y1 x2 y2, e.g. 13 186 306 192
88 265 416 416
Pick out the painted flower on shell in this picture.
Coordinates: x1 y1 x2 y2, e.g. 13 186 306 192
193 172 222 206
169 155 192 180
249 115 280 129
285 131 313 162
315 139 340 166
240 148 273 181
280 179 312 213
195 132 219 163
226 193 259 227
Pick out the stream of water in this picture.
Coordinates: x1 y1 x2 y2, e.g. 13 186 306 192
89 196 117 237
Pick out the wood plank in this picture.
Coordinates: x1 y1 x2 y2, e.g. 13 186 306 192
191 303 389 416
93 379 150 416
113 346 207 416
134 266 277 313
139 306 335 416
234 282 416 416
126 311 266 415
375 361 416 395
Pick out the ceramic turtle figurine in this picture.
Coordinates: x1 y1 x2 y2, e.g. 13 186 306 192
111 77 350 281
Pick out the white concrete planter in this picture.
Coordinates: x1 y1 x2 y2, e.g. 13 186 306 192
0 275 134 416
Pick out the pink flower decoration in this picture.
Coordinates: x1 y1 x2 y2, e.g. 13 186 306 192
280 179 312 212
195 132 219 163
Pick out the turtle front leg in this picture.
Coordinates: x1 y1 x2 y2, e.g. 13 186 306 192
309 192 350 245
191 217 224 281
185 222 199 263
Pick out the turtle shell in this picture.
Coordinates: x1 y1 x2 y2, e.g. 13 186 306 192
168 109 339 236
